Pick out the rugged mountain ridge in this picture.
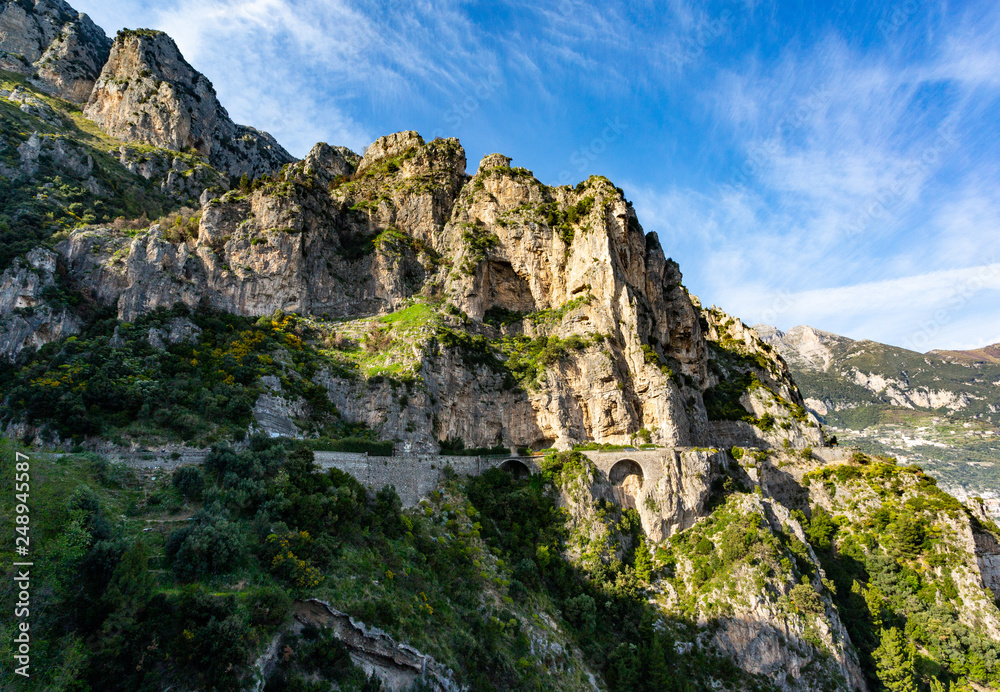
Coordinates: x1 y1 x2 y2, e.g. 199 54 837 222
14 128 821 456
84 29 295 180
932 343 1000 365
1 0 293 182
0 0 111 102
755 325 1000 419
756 324 1000 496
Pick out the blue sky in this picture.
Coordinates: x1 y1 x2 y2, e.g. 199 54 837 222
72 0 1000 351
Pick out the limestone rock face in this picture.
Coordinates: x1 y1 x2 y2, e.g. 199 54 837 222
0 0 111 102
0 247 82 360
115 144 225 199
302 142 359 186
701 494 866 692
15 130 92 179
48 132 821 452
84 29 294 180
755 324 848 371
702 307 824 449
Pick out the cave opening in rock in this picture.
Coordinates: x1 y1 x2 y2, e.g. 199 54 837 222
484 260 536 315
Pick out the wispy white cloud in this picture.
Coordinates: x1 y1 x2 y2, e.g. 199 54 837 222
625 7 1000 349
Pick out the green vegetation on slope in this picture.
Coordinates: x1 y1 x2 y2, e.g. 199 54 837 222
1 440 778 691
0 71 208 268
0 305 362 445
800 453 1000 691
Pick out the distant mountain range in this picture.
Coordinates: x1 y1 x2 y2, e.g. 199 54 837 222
932 343 1000 365
757 324 1000 495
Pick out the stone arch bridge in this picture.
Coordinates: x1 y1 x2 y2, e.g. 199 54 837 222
94 445 683 508
312 448 675 507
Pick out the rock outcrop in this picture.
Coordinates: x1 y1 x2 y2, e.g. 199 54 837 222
289 599 465 692
84 29 294 180
0 247 82 360
0 0 111 102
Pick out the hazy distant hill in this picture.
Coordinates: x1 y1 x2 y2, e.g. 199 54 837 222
932 343 1000 365
757 324 1000 494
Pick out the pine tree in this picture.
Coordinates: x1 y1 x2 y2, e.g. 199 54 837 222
873 627 917 692
634 536 653 583
647 634 674 691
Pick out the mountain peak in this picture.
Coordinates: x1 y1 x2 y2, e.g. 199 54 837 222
0 0 111 102
753 324 853 371
83 25 294 180
929 342 1000 364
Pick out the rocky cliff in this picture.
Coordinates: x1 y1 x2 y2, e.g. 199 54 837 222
41 129 816 456
0 246 81 360
84 29 294 180
0 0 111 102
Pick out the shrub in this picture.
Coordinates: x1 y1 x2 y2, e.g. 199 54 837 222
365 324 392 352
158 206 201 243
790 582 825 615
166 510 246 580
308 437 394 456
172 466 205 501
563 594 597 636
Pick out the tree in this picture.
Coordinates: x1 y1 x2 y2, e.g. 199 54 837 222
563 594 597 636
894 513 927 559
647 634 674 691
873 627 917 692
791 581 825 615
807 506 837 551
172 466 205 501
634 537 653 583
609 643 642 690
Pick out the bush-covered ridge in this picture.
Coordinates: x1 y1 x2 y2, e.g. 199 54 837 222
0 71 216 269
797 452 1000 690
1 296 621 446
0 305 366 445
1 441 781 691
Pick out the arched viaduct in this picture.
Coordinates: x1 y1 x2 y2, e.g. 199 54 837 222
93 444 689 509
312 448 677 507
